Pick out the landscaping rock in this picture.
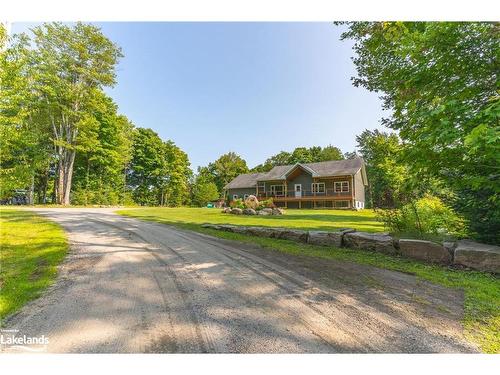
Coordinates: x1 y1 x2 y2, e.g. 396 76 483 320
307 230 343 247
230 226 248 234
258 208 273 216
271 228 308 242
246 226 275 238
242 208 256 215
399 239 452 264
443 241 457 256
221 207 232 214
217 225 237 232
272 208 284 215
201 223 221 229
244 195 259 209
343 231 397 254
453 240 500 273
230 208 243 215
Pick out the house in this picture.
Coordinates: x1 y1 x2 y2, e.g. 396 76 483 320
223 157 368 209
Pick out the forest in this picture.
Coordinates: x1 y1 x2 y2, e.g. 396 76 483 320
0 22 498 244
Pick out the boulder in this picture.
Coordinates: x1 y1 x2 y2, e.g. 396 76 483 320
271 228 308 242
244 195 259 209
230 226 248 234
258 208 273 216
453 240 500 273
230 208 243 215
272 208 284 215
246 226 275 238
221 207 232 214
343 231 397 254
399 239 452 264
307 230 343 247
201 223 221 230
443 241 457 256
242 208 256 215
217 225 237 232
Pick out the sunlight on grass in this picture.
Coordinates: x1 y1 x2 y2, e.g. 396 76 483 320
118 207 384 232
0 209 68 320
118 207 499 353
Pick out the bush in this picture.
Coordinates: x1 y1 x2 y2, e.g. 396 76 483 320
229 198 245 209
192 181 219 207
256 198 275 210
376 195 467 240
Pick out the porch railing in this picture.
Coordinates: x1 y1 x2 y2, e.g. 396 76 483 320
257 189 351 199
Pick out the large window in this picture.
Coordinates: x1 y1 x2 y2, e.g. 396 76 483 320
334 181 349 193
270 185 284 196
311 182 325 194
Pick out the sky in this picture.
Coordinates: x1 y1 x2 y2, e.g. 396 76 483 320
11 22 387 170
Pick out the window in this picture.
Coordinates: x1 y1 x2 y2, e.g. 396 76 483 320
334 181 349 193
232 194 238 200
270 185 284 196
243 194 249 200
311 182 325 194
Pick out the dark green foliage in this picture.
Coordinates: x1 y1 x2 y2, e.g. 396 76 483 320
341 22 500 243
128 128 191 206
355 129 405 208
376 195 467 240
252 145 344 172
191 181 219 207
197 152 249 194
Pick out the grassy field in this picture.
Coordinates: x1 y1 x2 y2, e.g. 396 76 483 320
0 209 68 321
118 207 384 232
118 207 500 353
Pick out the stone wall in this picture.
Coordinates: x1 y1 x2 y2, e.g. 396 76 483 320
200 224 500 274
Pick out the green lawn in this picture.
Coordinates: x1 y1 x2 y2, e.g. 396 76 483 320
118 207 500 353
118 207 384 232
0 209 68 321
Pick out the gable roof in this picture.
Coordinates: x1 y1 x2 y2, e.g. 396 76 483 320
224 157 366 189
223 172 269 189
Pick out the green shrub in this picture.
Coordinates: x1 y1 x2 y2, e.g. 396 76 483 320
256 198 275 210
229 198 245 209
376 195 467 240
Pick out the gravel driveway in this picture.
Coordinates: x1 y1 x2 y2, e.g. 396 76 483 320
3 208 478 353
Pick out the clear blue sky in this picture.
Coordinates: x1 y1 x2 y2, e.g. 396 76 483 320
12 22 386 171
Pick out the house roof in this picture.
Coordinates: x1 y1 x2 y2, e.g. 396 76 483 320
223 172 270 189
224 157 366 189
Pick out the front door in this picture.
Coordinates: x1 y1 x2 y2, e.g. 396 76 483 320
294 184 302 198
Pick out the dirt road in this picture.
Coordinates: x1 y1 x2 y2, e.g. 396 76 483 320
3 208 477 353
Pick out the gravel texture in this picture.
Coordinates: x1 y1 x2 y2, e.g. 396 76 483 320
2 208 478 353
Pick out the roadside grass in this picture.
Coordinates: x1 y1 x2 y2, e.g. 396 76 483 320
118 207 500 353
0 208 68 321
118 207 384 232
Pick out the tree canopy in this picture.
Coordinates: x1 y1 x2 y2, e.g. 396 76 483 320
341 22 499 243
252 145 344 172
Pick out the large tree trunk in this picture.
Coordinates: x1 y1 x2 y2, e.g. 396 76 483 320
56 148 76 205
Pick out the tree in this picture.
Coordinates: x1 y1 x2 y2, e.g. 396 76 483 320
71 92 134 205
200 152 249 194
355 129 406 208
0 31 52 202
341 22 499 243
192 181 219 207
251 145 344 172
29 22 122 204
128 128 191 206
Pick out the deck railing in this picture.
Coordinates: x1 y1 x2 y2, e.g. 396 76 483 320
257 189 351 199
